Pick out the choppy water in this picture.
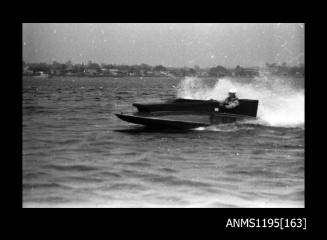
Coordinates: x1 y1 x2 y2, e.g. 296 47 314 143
23 76 304 208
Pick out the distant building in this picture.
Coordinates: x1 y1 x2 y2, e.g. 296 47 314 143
101 68 110 73
234 66 259 77
34 71 49 78
65 65 74 74
85 68 98 75
50 69 63 75
153 71 165 77
199 71 209 77
23 66 33 75
109 69 119 76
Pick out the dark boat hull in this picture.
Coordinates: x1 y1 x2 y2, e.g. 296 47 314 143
116 111 255 129
133 98 258 117
116 113 210 129
116 98 258 129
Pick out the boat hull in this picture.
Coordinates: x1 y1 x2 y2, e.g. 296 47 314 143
116 111 255 129
116 113 210 129
116 98 258 129
133 98 258 117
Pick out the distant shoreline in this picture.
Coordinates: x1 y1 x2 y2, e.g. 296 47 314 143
23 61 304 79
22 74 304 79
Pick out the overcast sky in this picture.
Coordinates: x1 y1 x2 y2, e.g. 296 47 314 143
23 23 304 68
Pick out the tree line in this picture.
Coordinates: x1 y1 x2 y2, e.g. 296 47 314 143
22 60 304 78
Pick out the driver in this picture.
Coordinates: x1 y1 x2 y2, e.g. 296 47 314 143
221 89 239 109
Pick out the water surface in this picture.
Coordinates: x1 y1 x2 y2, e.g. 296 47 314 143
23 76 304 207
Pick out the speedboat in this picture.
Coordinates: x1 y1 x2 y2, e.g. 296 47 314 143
116 98 259 130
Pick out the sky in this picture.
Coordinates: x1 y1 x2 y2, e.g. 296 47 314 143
23 23 304 68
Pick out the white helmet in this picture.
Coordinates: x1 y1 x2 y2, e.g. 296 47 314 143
229 88 237 94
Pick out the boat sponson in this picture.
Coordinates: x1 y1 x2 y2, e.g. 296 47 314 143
116 113 210 129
